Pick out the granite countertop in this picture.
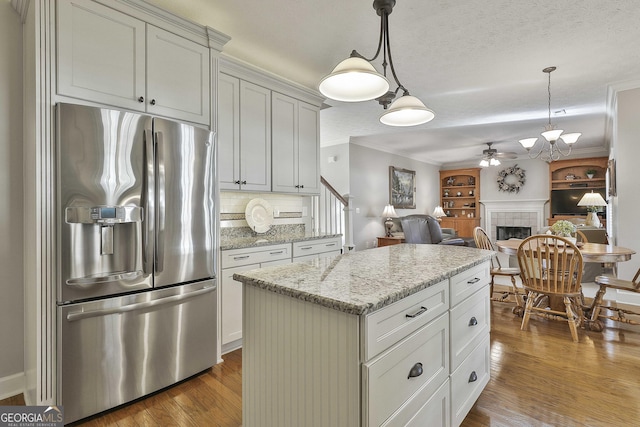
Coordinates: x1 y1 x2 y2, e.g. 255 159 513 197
233 244 494 315
220 232 342 251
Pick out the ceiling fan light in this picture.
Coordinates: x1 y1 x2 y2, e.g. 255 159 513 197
560 132 581 144
319 57 390 102
541 129 563 143
479 159 489 167
519 138 538 149
379 95 435 126
489 158 501 166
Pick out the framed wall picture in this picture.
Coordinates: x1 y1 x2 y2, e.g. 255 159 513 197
389 166 416 209
607 158 616 196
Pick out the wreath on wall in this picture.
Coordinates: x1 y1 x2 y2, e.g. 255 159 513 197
497 164 526 193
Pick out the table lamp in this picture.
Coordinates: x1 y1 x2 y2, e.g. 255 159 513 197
577 191 607 228
433 206 446 222
382 204 398 237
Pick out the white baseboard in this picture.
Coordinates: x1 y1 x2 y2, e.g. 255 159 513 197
0 372 24 401
616 289 640 306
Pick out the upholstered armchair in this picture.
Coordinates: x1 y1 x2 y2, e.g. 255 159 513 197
400 215 467 246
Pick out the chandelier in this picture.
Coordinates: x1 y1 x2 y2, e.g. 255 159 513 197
318 0 434 127
519 66 581 161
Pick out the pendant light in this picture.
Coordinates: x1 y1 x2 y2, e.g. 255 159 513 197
519 67 581 161
318 0 434 127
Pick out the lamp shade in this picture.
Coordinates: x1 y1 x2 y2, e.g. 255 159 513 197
433 206 446 218
379 94 435 126
541 129 563 142
319 56 390 102
519 137 538 149
560 132 581 144
382 204 398 218
577 191 607 207
479 159 489 167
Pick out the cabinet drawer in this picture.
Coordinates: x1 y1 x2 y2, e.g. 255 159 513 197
364 280 449 360
450 261 490 307
292 237 341 258
450 286 490 371
381 378 450 427
221 243 290 268
451 334 490 427
363 313 449 427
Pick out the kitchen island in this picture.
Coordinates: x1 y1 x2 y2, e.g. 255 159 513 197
234 244 494 427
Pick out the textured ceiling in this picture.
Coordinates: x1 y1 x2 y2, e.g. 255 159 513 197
146 0 640 166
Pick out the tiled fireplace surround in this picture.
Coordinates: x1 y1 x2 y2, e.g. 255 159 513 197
482 200 547 242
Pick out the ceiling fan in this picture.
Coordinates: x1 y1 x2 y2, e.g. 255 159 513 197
478 142 517 167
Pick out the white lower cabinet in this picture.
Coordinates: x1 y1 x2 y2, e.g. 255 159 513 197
220 243 291 351
292 237 342 262
364 313 449 427
221 238 341 353
242 260 490 426
451 335 491 426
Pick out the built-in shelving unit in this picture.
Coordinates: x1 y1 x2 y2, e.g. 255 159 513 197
439 168 481 237
548 157 608 227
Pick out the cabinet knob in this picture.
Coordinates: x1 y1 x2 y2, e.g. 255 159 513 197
242 180 247 185
138 96 144 103
300 184 304 188
407 362 423 379
468 316 478 326
150 99 156 105
295 185 300 188
468 371 478 383
234 180 241 185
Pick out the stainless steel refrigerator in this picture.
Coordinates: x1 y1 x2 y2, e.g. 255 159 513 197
55 103 217 423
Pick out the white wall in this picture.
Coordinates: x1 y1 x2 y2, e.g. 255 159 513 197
477 159 550 228
612 87 640 295
348 144 440 251
320 143 349 196
0 1 24 395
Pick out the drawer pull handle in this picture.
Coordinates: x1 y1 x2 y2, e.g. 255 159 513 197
325 243 336 247
469 371 478 383
300 246 313 250
468 316 478 326
270 251 284 255
405 306 427 318
407 362 423 379
233 255 250 260
467 277 481 285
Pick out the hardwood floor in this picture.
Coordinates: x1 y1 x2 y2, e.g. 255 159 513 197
3 292 639 426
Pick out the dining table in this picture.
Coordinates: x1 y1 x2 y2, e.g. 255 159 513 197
495 239 635 263
495 238 636 331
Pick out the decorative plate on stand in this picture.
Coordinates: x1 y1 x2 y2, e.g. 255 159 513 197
245 198 274 233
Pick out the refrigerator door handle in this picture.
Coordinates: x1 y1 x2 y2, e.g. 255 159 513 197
66 284 216 322
143 128 155 276
155 130 165 274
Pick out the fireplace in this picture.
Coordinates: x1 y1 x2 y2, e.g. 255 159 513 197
496 226 532 240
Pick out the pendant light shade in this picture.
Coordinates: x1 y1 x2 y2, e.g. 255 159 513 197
380 94 435 126
318 0 434 126
318 56 390 102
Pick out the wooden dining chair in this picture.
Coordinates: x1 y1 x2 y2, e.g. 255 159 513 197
517 235 584 342
588 268 640 331
473 227 524 315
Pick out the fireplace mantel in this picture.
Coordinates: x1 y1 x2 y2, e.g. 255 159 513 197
480 199 547 241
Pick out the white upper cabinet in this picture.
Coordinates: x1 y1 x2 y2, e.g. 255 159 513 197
271 93 320 194
57 0 210 125
218 73 271 191
57 0 146 111
146 26 210 124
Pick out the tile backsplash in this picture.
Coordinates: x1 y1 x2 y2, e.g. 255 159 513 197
220 191 313 233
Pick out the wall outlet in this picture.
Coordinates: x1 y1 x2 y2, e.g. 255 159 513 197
355 207 360 214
